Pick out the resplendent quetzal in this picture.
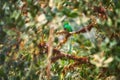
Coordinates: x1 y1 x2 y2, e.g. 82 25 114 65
63 22 73 32
63 22 73 53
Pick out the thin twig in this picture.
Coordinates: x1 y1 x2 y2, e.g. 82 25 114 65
70 23 94 34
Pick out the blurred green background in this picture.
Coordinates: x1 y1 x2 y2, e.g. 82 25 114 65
0 0 120 80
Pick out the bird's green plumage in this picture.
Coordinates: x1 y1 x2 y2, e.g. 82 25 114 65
63 22 72 32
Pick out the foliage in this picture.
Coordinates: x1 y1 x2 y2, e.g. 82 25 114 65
0 0 120 80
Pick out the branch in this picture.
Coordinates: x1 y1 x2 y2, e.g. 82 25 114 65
56 23 94 48
38 42 89 63
46 26 54 79
70 23 94 34
51 49 89 63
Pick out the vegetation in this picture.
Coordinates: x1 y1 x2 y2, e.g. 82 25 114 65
0 0 120 80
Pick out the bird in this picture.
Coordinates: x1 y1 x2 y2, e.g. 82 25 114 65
63 22 73 53
63 22 73 32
